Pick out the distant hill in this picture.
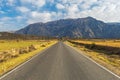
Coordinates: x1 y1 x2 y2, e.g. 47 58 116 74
16 17 120 38
107 22 120 26
0 32 53 40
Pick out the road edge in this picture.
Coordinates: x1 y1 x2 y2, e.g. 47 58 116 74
64 42 120 79
0 42 58 80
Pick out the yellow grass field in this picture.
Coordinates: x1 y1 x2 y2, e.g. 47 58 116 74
0 40 49 52
74 39 120 48
66 40 120 76
0 40 57 76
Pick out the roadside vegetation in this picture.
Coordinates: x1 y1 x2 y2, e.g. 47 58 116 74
0 40 57 76
67 39 120 76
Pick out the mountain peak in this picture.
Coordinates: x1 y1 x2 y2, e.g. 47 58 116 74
76 17 97 22
85 16 96 20
16 17 120 38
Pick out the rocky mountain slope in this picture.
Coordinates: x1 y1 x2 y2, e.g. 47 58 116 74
16 17 120 38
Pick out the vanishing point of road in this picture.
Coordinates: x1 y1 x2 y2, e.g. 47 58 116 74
0 42 120 80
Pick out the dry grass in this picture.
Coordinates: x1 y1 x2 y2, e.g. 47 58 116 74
74 39 120 48
0 40 49 52
66 40 120 76
0 40 57 76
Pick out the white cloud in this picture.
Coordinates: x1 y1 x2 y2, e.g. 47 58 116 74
7 0 16 6
48 0 54 3
20 0 46 7
1 0 120 31
65 4 79 18
27 11 52 24
0 17 12 21
0 11 5 14
56 3 65 9
56 0 120 22
0 16 27 31
17 6 30 13
18 0 120 24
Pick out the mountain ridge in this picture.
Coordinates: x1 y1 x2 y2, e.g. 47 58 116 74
16 17 120 38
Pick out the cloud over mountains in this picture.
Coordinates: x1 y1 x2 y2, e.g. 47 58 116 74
0 0 120 31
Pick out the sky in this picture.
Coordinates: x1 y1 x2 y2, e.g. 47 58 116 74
0 0 120 31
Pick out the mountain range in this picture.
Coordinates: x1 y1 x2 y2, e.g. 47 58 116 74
16 17 120 38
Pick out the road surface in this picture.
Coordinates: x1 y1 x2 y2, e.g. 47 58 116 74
0 42 120 80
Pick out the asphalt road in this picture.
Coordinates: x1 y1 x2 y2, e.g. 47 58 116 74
0 42 120 80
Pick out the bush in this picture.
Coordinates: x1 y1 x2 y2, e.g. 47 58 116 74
0 54 5 62
85 43 96 49
10 49 19 57
28 45 36 52
41 44 46 47
19 48 29 54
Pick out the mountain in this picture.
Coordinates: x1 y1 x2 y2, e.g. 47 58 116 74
107 22 120 26
16 17 120 38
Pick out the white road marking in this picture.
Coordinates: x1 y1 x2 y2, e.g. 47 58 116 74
1 42 120 79
0 44 55 80
65 43 120 79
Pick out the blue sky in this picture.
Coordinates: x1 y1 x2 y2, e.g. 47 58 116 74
0 0 120 31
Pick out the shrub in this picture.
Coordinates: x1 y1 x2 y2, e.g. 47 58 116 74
28 45 36 52
0 54 5 62
19 48 29 54
41 44 46 47
85 43 96 49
